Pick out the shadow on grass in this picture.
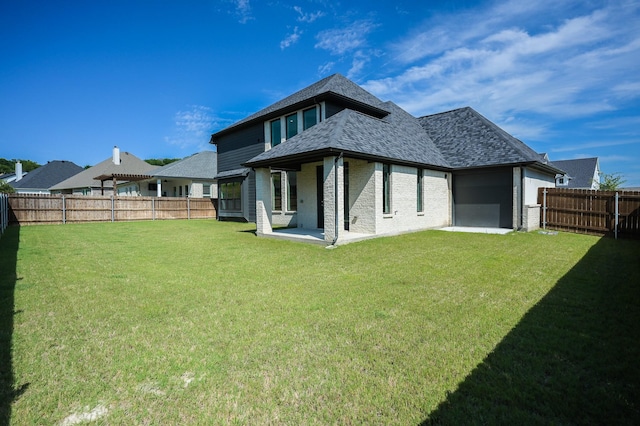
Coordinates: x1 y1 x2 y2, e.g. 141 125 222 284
0 226 28 424
423 237 640 425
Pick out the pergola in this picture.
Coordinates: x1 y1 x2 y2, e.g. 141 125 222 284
94 173 153 196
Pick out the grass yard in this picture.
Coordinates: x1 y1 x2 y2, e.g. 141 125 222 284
1 220 639 424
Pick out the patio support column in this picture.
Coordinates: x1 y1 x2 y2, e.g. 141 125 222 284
255 167 272 235
513 167 522 231
157 179 162 197
323 155 344 244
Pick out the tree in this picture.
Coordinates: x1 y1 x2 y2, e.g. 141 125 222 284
145 158 181 166
598 173 626 191
0 158 41 173
0 181 15 193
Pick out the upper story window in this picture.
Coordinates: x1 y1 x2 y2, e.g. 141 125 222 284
303 107 317 130
267 106 319 148
271 118 282 147
286 113 298 139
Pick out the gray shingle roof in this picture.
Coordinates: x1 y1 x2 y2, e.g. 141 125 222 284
245 101 450 169
222 75 559 174
152 151 217 180
418 107 558 170
50 152 157 190
215 167 251 179
552 157 599 188
211 74 388 140
11 160 83 189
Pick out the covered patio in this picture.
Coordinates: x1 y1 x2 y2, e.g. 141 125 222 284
263 227 376 246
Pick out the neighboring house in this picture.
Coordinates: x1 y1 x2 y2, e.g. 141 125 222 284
50 147 157 195
10 160 83 194
1 172 27 184
210 74 562 244
552 157 600 189
136 151 218 198
1 161 28 184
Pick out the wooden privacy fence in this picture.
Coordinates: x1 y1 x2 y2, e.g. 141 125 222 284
539 188 640 238
7 194 217 225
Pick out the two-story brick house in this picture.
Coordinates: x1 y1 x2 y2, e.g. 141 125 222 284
211 74 562 244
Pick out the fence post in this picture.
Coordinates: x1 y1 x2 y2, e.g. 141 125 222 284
0 193 7 234
152 197 155 221
111 196 115 222
542 188 547 230
615 192 619 240
187 197 190 220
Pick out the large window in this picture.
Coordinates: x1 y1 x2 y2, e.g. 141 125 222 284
417 169 424 213
287 171 297 211
383 163 391 214
272 172 282 211
271 118 281 147
286 113 298 139
269 107 319 147
220 181 241 211
303 107 317 130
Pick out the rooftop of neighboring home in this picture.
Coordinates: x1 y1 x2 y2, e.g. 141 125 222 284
11 160 83 190
151 151 217 180
50 148 157 191
552 157 600 188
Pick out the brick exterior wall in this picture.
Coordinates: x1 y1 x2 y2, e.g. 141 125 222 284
256 157 453 241
374 164 451 236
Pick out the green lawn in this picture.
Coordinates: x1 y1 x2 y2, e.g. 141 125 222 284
1 220 639 424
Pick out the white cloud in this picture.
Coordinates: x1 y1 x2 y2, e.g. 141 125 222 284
315 20 377 55
294 6 324 23
233 0 253 24
550 140 639 153
164 105 231 149
347 51 369 79
362 0 640 136
280 26 302 50
317 61 335 76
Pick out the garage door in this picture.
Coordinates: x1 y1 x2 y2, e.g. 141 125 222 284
453 169 513 228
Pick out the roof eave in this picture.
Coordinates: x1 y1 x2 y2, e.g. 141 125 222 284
243 148 450 172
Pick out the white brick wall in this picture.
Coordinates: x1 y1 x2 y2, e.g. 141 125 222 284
255 167 272 235
348 159 376 233
375 164 451 235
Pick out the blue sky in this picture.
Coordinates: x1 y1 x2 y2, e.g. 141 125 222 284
1 0 639 186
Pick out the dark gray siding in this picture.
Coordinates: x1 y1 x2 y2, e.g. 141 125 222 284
453 168 512 228
324 102 345 119
216 123 265 172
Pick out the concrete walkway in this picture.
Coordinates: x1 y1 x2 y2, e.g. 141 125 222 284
439 226 513 235
262 226 513 246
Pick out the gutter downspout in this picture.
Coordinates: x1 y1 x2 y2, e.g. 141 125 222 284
330 152 344 247
519 167 525 230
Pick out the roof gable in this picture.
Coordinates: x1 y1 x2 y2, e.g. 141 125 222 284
11 160 83 189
